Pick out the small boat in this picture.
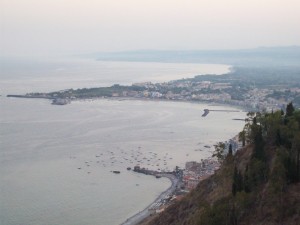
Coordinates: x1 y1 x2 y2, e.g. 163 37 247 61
113 171 120 174
155 175 162 178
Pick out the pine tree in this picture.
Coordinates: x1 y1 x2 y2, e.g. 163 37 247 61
228 144 233 156
253 126 265 160
286 102 295 117
239 130 246 147
232 166 244 196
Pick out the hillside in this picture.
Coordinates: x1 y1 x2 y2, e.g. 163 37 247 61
142 104 300 225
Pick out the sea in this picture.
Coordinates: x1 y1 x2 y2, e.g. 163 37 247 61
0 58 246 225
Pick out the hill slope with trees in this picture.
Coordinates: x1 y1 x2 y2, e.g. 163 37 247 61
142 103 300 225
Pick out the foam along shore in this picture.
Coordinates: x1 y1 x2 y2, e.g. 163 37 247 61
120 174 178 225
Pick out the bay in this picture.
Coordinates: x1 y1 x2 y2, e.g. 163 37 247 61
0 59 230 94
0 59 244 225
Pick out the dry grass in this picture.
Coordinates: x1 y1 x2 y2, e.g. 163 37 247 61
139 144 300 225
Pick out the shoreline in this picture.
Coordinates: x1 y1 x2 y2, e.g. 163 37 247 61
75 97 249 115
5 94 246 225
120 174 178 225
119 131 242 225
13 94 248 112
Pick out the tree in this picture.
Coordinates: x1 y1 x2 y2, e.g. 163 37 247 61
239 130 246 147
232 166 243 196
253 126 265 160
213 142 226 163
253 116 257 125
276 129 282 146
246 112 255 122
291 133 300 182
262 111 283 145
286 102 295 117
294 110 300 128
228 144 233 156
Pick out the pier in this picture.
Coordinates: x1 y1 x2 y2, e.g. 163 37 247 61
202 109 240 117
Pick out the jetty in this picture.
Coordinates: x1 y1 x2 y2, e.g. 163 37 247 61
202 109 210 117
7 94 52 99
7 94 70 105
202 109 240 117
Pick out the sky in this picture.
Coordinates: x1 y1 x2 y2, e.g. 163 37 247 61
1 0 300 58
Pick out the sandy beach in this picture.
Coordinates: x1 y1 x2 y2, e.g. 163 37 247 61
120 174 178 225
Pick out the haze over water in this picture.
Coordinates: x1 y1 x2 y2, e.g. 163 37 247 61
0 59 230 94
0 60 246 225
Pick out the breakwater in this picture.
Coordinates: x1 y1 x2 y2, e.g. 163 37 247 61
7 94 52 99
202 109 240 117
7 95 70 105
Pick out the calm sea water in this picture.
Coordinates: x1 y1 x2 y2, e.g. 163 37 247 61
0 59 230 94
0 59 245 225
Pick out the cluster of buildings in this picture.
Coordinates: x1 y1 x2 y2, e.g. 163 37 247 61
183 159 220 190
130 137 242 216
182 137 241 191
25 72 299 111
127 80 296 112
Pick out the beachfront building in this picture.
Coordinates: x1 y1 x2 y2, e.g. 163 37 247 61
186 177 200 190
183 175 200 190
185 161 200 172
183 159 220 190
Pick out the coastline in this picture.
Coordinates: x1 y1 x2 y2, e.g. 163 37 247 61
6 93 249 112
120 174 178 225
1 96 246 225
119 131 242 225
4 58 298 225
5 85 247 225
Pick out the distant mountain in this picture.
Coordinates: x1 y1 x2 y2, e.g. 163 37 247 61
86 46 300 67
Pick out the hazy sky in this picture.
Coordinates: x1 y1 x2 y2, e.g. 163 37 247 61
1 0 300 57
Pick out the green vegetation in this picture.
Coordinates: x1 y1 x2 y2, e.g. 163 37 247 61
47 84 146 99
22 66 300 110
212 142 226 163
144 103 300 225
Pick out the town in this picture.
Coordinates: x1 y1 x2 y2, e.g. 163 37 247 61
126 157 222 218
126 138 240 218
15 66 300 111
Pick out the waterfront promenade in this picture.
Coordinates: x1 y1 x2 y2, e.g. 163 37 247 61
120 174 178 225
